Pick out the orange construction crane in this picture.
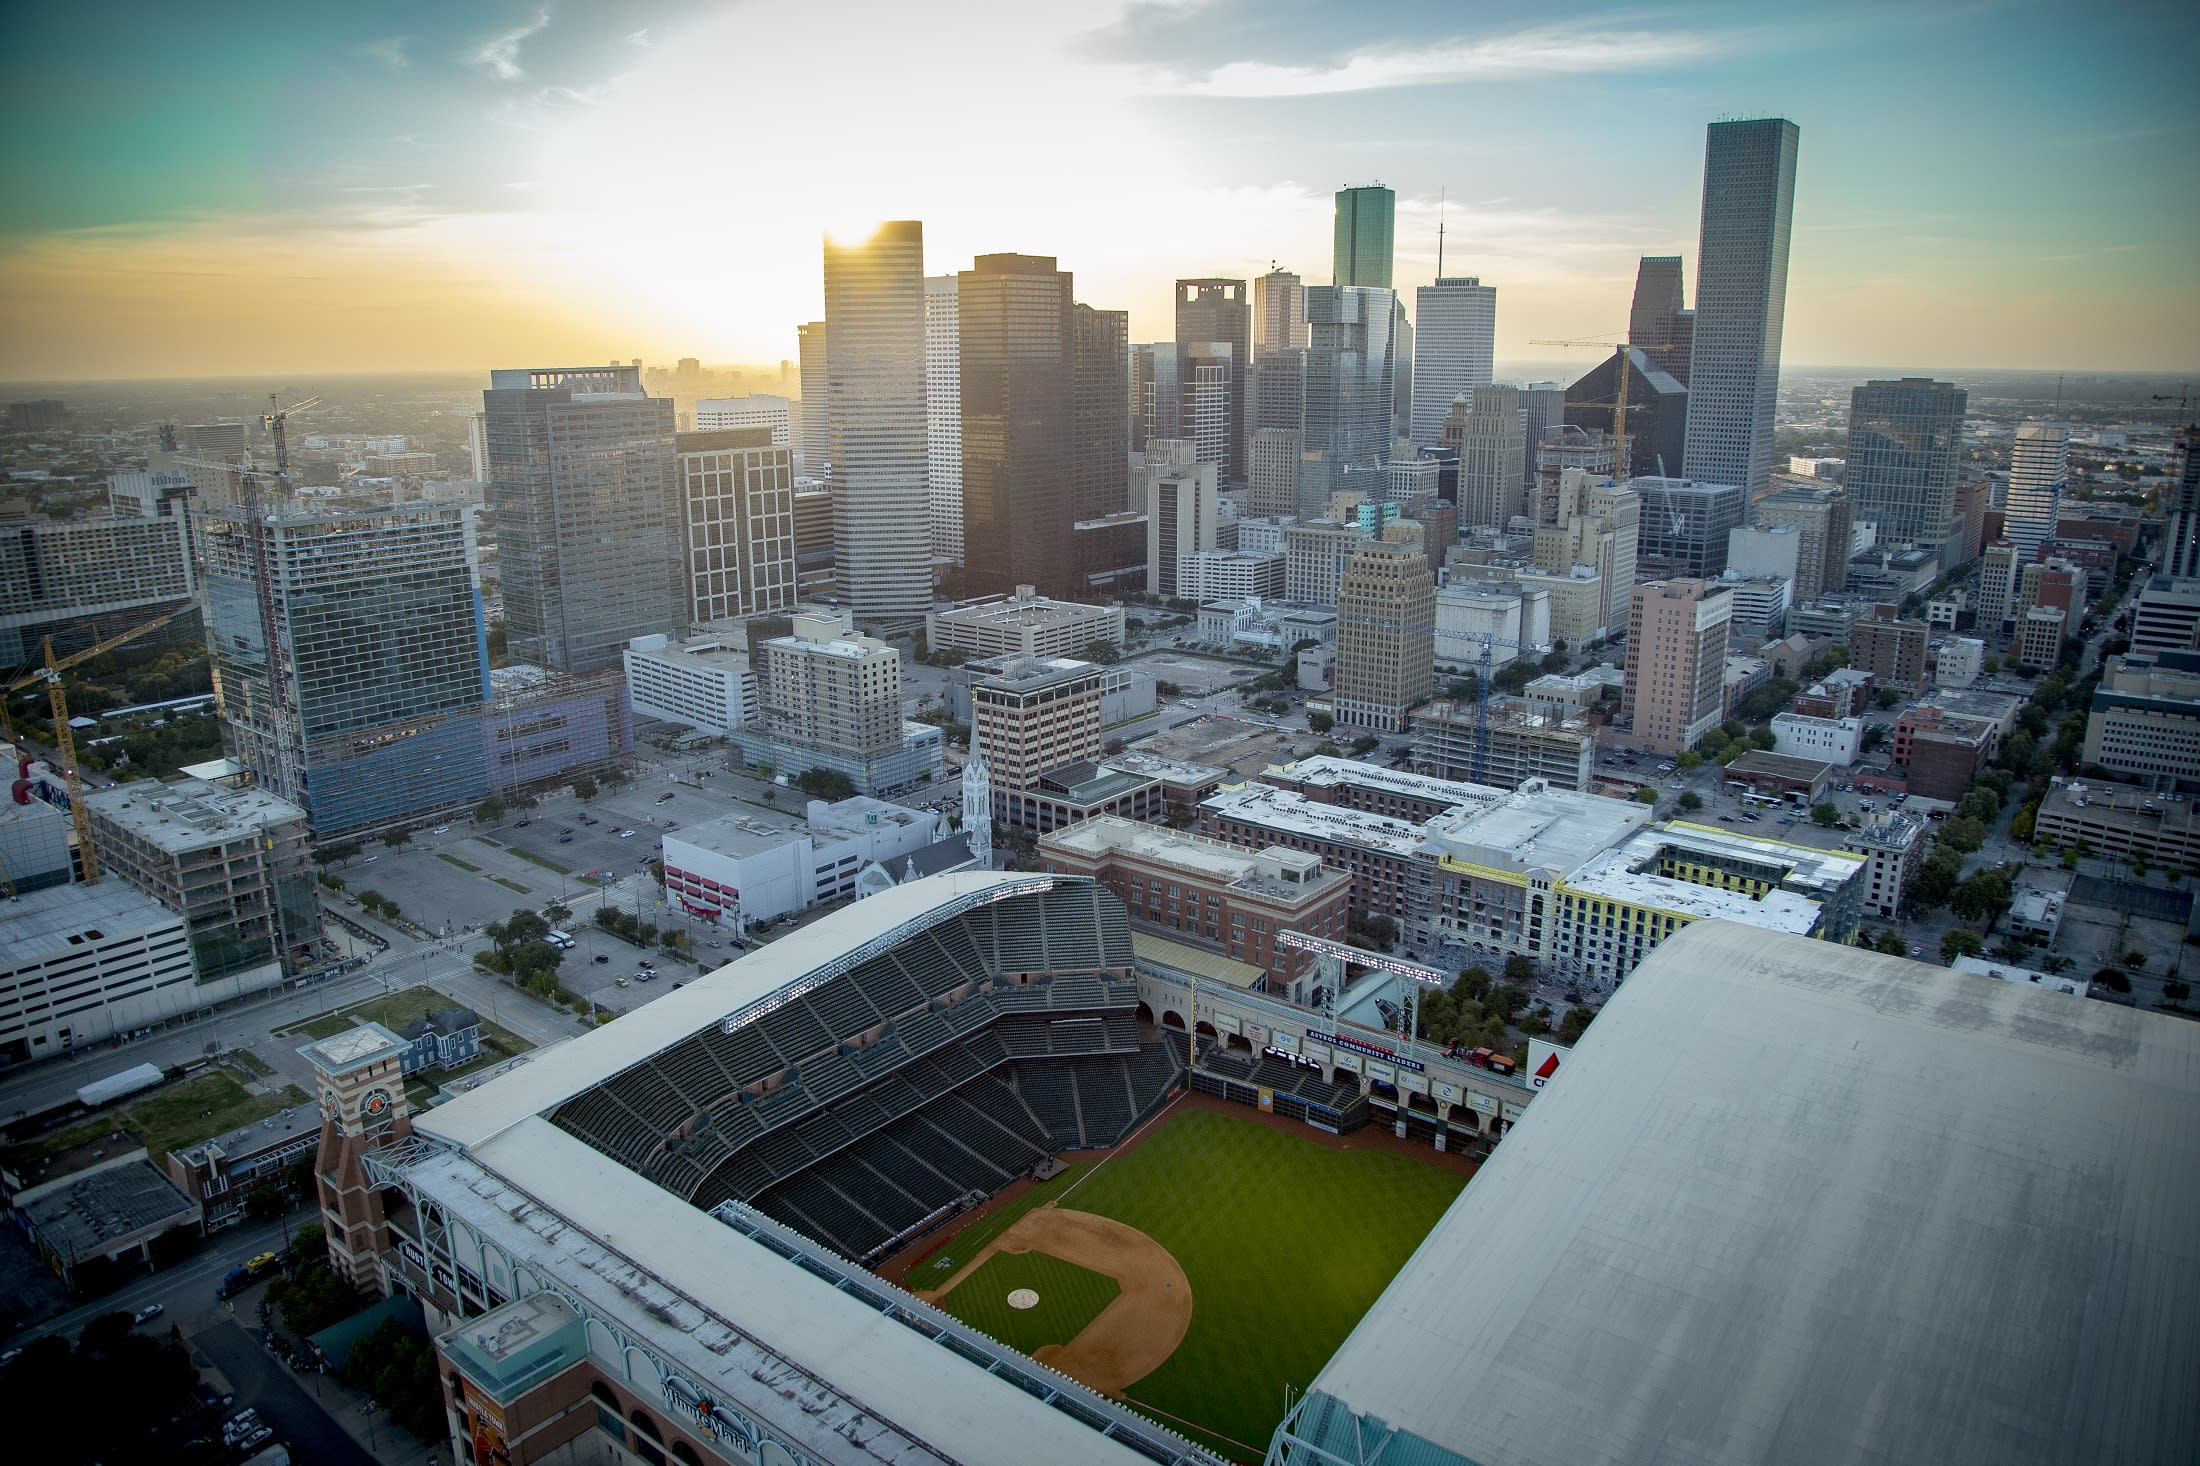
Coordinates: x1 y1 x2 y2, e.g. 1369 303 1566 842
3 606 189 885
1529 336 1675 482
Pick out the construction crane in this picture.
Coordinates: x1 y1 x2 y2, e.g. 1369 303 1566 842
2 606 189 886
1528 336 1675 482
261 393 320 494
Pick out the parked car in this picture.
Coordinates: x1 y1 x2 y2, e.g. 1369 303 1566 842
634 970 655 983
638 959 655 969
618 829 636 838
655 792 676 805
431 825 450 835
558 834 575 844
132 1303 164 1324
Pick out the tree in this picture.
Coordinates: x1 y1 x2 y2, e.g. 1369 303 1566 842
2092 966 2132 993
1874 928 1909 956
1350 734 1382 756
2132 850 2151 878
1636 787 1660 806
1492 661 1536 696
1678 791 1703 812
1940 928 1985 962
1308 711 1334 733
794 767 858 802
572 774 599 800
1556 1005 1597 1045
1676 750 1704 771
2166 979 2191 1003
1502 953 1535 984
1446 676 1479 702
1163 802 1196 830
1958 789 2000 822
1874 688 1902 709
1941 816 1988 853
1455 966 1492 1001
345 1318 446 1440
475 795 507 825
1810 802 1840 828
382 828 410 848
312 840 361 867
243 1184 289 1222
1949 870 2013 925
1749 726 1778 750
1079 638 1123 665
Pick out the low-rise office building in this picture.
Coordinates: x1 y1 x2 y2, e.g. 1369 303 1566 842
1198 784 1431 922
13 1153 199 1289
1892 705 1996 801
623 632 758 735
1937 637 1985 688
1259 755 1492 824
1722 751 1839 804
0 882 197 1067
925 587 1125 661
1037 817 1351 990
1771 711 1864 766
165 1099 322 1232
2083 650 2200 792
662 798 965 929
2030 779 2200 869
1194 598 1337 654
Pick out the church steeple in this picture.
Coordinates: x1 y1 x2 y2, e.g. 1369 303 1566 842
962 747 993 870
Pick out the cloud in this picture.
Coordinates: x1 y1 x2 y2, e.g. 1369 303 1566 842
361 36 410 69
472 9 552 82
628 28 652 47
1146 25 1736 98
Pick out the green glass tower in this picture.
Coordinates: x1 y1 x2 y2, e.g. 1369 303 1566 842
1333 184 1395 289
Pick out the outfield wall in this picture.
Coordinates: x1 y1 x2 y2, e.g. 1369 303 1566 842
1131 959 1535 1149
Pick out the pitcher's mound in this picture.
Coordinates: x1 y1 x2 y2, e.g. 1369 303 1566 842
1007 1288 1039 1310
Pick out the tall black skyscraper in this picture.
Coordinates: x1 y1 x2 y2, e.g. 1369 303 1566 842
2162 424 2200 579
1072 304 1130 522
1628 256 1694 388
1174 280 1249 486
1681 117 1800 495
959 254 1074 598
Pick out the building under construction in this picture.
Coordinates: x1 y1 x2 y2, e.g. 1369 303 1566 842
200 498 635 837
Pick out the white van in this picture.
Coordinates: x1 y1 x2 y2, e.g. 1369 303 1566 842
547 930 576 950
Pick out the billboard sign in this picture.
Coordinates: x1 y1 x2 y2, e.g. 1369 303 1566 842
1527 1036 1573 1090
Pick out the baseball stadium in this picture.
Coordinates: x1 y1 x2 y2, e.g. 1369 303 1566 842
334 870 1497 1464
328 870 2200 1466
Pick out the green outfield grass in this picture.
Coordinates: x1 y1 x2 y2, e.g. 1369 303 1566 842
1059 1107 1467 1455
939 1250 1120 1354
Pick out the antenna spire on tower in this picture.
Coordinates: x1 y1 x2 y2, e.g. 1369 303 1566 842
1436 187 1447 280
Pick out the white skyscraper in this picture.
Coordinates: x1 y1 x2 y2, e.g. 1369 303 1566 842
694 395 792 444
924 274 963 565
823 221 930 623
2004 421 2070 567
1682 118 1800 494
1410 277 1496 448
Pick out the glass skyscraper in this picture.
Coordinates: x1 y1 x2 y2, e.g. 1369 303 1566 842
483 364 682 673
1845 378 1968 562
2004 421 2070 568
1302 285 1400 509
1681 118 1799 494
824 220 932 623
202 500 491 834
1333 184 1396 289
958 253 1075 599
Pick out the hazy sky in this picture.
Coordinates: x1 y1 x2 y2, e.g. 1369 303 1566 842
2 0 2194 380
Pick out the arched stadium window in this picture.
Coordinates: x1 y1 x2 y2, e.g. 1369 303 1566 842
628 1408 667 1466
673 1445 704 1466
591 1380 620 1410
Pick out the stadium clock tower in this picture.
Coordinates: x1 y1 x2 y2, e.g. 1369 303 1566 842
299 1022 414 1289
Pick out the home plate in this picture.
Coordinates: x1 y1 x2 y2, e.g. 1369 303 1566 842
1007 1288 1040 1310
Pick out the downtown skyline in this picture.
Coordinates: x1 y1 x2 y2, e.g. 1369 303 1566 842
1 0 2195 380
